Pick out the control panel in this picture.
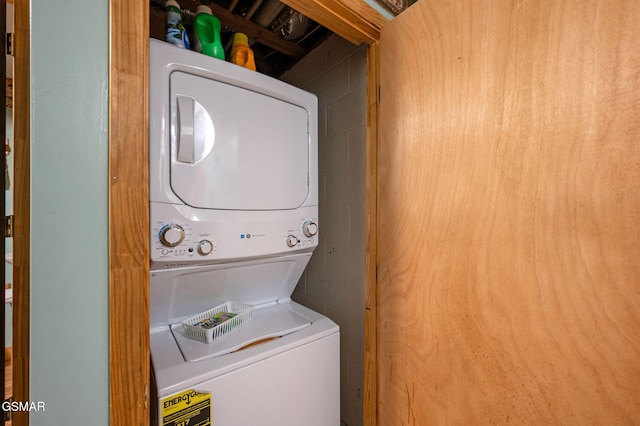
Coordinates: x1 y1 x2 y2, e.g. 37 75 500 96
151 216 318 266
284 220 318 249
152 221 218 263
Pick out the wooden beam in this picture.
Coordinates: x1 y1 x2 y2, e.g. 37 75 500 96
197 1 306 58
281 0 386 45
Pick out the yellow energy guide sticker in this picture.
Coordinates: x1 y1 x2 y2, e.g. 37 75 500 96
162 389 212 426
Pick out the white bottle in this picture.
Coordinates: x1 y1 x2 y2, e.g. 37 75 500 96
165 0 190 49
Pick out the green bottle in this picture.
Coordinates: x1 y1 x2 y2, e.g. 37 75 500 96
193 5 225 60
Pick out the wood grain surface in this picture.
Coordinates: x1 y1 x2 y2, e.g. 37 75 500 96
282 0 385 45
109 1 150 424
11 0 29 424
378 0 640 424
364 40 380 426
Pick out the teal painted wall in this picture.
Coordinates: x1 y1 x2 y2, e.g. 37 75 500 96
30 0 109 423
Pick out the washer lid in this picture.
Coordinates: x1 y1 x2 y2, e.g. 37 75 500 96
171 303 312 362
169 71 310 210
150 253 312 330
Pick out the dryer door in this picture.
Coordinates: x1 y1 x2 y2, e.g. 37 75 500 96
169 71 310 210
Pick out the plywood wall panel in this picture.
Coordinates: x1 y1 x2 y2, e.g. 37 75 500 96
377 0 640 424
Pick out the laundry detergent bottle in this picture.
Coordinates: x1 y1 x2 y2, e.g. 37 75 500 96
193 5 225 60
165 0 190 49
231 32 256 71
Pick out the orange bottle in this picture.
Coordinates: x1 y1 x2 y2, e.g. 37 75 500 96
230 33 256 71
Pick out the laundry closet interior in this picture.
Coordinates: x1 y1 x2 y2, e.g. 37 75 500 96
109 0 640 425
147 1 374 425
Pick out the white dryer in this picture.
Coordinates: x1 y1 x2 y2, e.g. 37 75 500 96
149 39 339 425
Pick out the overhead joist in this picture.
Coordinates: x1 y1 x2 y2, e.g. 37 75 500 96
281 0 387 45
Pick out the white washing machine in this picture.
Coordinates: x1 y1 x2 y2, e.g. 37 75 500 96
149 39 339 425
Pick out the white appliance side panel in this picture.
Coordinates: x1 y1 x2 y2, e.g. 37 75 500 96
155 332 340 426
170 71 310 210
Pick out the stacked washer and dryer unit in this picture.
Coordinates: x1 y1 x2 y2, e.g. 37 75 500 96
149 38 339 425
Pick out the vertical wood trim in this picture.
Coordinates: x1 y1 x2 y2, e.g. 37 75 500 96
0 0 5 405
109 1 150 424
363 40 379 426
12 0 29 424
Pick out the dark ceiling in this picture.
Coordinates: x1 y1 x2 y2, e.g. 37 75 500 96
150 0 335 78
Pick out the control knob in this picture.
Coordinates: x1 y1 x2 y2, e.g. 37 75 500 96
159 224 185 247
302 221 318 238
286 235 299 248
197 240 214 256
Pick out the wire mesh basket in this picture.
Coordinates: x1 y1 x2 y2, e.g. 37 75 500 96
182 302 254 343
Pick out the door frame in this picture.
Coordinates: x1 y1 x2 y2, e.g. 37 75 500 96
108 0 385 424
12 0 29 424
109 1 151 423
0 0 6 414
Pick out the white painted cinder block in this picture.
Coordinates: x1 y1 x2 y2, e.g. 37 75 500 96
283 34 367 426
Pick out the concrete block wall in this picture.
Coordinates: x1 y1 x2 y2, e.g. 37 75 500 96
281 35 367 426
